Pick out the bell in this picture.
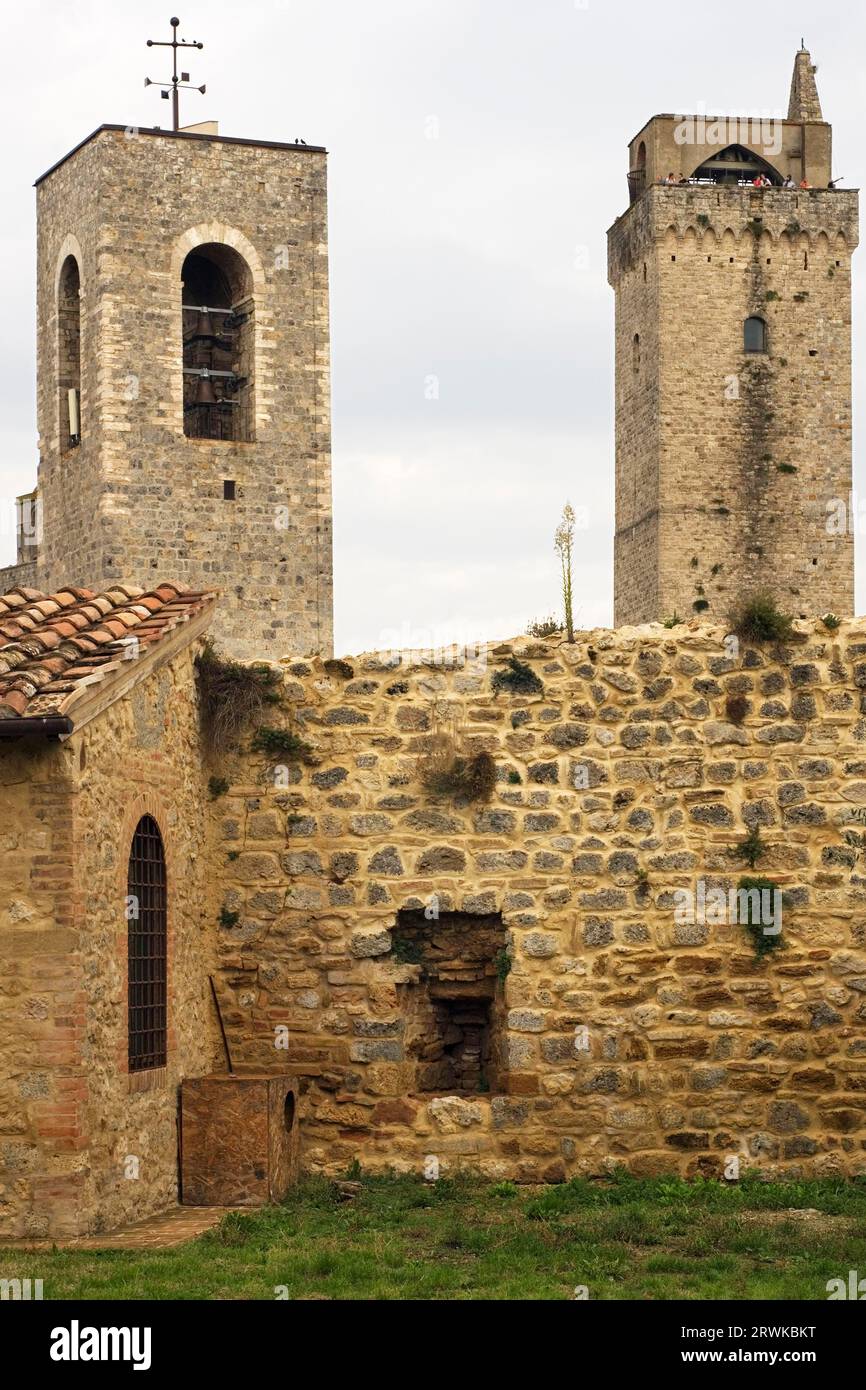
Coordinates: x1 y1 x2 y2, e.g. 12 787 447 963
193 308 215 340
194 371 218 405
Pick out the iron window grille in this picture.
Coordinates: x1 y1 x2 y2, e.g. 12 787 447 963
127 815 168 1072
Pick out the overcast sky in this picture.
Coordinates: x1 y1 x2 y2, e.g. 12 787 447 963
2 0 864 653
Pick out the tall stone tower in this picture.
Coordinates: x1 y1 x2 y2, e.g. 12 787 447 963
27 122 332 659
608 49 858 626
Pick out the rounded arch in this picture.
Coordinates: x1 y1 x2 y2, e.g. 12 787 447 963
54 233 85 296
175 228 260 443
170 222 266 295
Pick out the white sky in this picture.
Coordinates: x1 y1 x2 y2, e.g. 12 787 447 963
1 0 864 654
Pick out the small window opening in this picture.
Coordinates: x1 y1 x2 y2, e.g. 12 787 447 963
744 316 767 353
223 479 236 500
809 348 818 356
632 333 641 374
58 255 81 452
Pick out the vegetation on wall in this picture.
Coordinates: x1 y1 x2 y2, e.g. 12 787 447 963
730 593 795 644
196 639 283 754
492 656 544 696
525 616 562 639
251 726 316 765
418 719 497 803
554 503 576 643
731 825 767 869
738 875 784 960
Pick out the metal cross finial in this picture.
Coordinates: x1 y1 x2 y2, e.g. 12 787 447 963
145 16 205 132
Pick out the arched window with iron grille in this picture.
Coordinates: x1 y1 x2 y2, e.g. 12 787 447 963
127 815 168 1072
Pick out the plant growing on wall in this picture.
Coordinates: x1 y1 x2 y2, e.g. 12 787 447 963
418 712 497 803
730 592 795 644
554 503 576 642
738 876 784 960
251 726 316 765
731 825 767 869
492 655 544 696
525 616 561 638
196 639 283 754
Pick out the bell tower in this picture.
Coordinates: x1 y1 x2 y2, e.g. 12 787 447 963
608 49 858 626
28 115 333 660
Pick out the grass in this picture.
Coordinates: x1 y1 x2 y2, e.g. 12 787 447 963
4 1172 866 1301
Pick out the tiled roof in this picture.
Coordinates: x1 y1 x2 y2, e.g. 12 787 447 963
0 582 216 725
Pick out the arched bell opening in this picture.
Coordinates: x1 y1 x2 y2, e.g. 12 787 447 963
691 144 784 187
181 243 255 442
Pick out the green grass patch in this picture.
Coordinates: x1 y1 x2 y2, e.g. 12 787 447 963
3 1172 866 1301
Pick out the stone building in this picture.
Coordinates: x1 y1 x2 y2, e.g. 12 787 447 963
610 48 858 626
0 122 333 661
1 52 865 1242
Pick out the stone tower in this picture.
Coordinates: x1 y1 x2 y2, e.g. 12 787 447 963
25 122 332 659
608 49 858 626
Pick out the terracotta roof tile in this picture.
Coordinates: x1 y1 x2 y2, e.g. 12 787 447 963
0 582 216 724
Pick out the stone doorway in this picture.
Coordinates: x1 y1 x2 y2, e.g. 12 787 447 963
392 909 506 1095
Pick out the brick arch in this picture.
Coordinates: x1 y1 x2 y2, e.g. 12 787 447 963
117 792 176 1083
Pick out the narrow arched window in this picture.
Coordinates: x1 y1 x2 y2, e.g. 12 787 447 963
58 255 81 452
744 316 767 353
632 333 641 373
181 243 254 442
127 815 167 1072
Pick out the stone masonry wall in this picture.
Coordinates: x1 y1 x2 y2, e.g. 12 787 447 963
71 640 217 1235
610 186 858 627
209 620 866 1183
0 739 81 1236
0 640 216 1238
34 127 333 660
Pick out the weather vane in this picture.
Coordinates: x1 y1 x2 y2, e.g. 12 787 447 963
145 17 205 132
